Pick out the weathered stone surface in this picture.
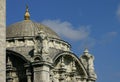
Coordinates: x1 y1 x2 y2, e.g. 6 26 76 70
0 0 6 82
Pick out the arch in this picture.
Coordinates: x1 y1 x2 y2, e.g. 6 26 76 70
6 49 30 82
33 55 42 62
53 51 88 77
6 49 29 63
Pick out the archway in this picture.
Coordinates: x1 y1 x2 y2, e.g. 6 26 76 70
6 50 29 82
52 51 88 82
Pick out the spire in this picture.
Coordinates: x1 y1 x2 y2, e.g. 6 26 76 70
24 5 30 20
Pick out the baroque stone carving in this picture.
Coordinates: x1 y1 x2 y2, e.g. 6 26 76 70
34 37 42 54
38 31 49 55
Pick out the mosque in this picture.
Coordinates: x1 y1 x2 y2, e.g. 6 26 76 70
6 6 97 82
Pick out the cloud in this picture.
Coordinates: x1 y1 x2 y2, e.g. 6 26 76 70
41 19 118 50
116 5 120 19
42 19 90 41
99 32 118 45
42 19 96 50
78 31 118 49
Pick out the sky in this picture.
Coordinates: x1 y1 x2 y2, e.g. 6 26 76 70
7 0 120 82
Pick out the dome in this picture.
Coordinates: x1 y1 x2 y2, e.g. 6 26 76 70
6 20 60 39
7 6 60 39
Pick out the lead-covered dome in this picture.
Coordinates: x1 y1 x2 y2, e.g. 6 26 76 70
7 5 60 39
6 20 60 39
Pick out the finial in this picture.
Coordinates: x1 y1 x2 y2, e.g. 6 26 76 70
7 57 12 67
83 48 89 55
72 58 76 72
60 56 65 68
24 5 30 20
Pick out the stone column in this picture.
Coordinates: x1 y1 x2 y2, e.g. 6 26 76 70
0 1 6 82
32 62 51 82
26 70 32 82
24 64 32 82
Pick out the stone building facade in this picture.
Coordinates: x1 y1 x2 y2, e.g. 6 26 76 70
6 6 97 82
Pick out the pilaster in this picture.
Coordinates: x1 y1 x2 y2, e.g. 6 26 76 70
0 0 6 82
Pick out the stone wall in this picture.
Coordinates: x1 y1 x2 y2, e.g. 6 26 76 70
0 0 6 82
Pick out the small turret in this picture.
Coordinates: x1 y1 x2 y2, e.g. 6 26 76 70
80 48 97 82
